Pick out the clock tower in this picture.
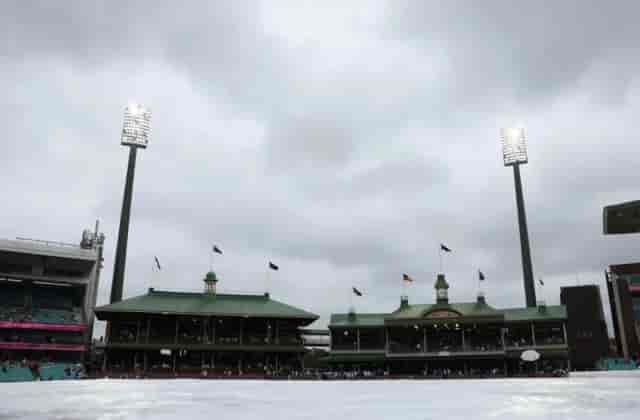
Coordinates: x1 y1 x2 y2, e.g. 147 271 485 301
435 273 449 304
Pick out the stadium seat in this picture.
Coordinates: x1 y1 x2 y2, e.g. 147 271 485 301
0 363 84 382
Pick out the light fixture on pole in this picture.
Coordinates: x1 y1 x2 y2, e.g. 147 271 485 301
110 103 151 303
501 127 536 308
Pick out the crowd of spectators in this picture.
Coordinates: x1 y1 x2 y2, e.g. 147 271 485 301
0 306 82 324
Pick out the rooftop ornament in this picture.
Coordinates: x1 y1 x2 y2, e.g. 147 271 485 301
204 271 218 295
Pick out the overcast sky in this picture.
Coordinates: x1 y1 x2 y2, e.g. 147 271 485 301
2 1 639 336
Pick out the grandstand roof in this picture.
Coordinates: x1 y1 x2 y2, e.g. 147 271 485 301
0 238 98 261
329 301 566 327
94 289 319 324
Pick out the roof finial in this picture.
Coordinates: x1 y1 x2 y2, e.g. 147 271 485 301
204 271 218 295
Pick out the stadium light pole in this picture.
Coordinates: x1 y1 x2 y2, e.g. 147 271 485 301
501 127 537 308
110 104 151 303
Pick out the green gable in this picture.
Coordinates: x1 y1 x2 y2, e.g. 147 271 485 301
95 289 319 323
389 302 502 320
329 302 567 328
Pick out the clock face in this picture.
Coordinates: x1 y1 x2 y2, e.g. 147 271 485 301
437 289 447 299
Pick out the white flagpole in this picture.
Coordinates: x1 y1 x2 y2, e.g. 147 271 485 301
150 259 155 290
476 271 479 296
266 264 272 295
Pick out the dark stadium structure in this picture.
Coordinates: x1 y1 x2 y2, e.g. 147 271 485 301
328 274 570 376
606 263 640 360
560 285 610 369
0 227 105 379
602 200 640 235
95 271 319 377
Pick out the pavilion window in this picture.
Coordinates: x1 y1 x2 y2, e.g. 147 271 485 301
148 316 176 345
503 324 534 347
243 318 270 345
533 322 565 345
109 321 138 344
425 324 463 352
176 349 203 371
177 317 204 344
358 327 385 350
215 318 242 345
216 351 239 372
278 321 302 346
465 324 503 352
388 326 423 353
331 328 357 351
244 351 267 374
146 350 174 373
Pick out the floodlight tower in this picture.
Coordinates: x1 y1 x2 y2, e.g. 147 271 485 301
501 127 536 308
110 104 151 303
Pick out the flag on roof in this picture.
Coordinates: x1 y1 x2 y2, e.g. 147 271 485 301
402 273 414 282
352 287 363 296
154 256 161 271
268 261 279 271
213 245 223 255
440 244 452 252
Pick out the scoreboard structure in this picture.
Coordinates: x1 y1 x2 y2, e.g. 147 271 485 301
603 200 640 235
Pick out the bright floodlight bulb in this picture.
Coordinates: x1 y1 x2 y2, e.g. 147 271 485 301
121 103 151 148
501 127 527 166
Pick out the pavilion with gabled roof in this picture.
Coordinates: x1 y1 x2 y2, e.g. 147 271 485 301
95 271 318 377
328 273 569 376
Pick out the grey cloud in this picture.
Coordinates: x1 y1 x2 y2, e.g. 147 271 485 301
2 2 640 335
386 1 640 105
266 114 356 171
